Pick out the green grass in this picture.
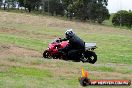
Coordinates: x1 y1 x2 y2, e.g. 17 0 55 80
0 64 80 88
0 11 132 88
81 34 132 64
0 57 131 88
9 66 53 78
0 28 132 64
0 33 47 51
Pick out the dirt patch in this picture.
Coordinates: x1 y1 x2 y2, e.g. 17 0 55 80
0 45 41 58
0 27 28 35
0 65 10 72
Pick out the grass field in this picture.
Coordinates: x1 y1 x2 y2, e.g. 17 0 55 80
0 11 132 88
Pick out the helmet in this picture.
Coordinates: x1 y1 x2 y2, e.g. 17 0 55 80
65 29 75 39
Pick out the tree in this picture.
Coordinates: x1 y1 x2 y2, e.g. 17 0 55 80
3 0 7 10
62 0 74 18
67 0 109 23
17 0 41 12
49 0 64 16
96 3 110 24
0 0 2 9
18 0 24 7
112 10 132 28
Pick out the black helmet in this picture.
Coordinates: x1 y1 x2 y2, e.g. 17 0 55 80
65 29 75 39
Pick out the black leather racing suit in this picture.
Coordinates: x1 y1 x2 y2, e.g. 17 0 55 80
60 34 85 54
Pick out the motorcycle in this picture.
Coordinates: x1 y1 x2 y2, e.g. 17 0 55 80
43 38 97 64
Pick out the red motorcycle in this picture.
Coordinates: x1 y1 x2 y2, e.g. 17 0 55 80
43 38 68 59
43 38 97 64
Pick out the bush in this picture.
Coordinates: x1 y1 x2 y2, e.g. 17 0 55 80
112 10 132 28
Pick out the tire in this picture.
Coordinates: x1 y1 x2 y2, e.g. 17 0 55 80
53 55 60 59
43 50 50 58
84 51 97 64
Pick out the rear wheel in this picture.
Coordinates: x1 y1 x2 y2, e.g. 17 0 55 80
43 50 51 58
84 51 97 64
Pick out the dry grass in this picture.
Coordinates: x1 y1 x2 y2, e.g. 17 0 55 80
0 11 131 36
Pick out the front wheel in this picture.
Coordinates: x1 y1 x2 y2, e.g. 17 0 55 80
84 51 97 64
43 50 51 58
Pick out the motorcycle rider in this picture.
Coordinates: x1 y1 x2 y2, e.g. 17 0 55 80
59 29 85 61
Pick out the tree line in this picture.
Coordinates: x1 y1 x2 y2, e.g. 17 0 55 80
0 0 110 24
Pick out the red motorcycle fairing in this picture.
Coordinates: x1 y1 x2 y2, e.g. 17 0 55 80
46 40 68 58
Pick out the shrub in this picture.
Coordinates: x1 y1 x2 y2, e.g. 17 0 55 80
112 10 132 28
